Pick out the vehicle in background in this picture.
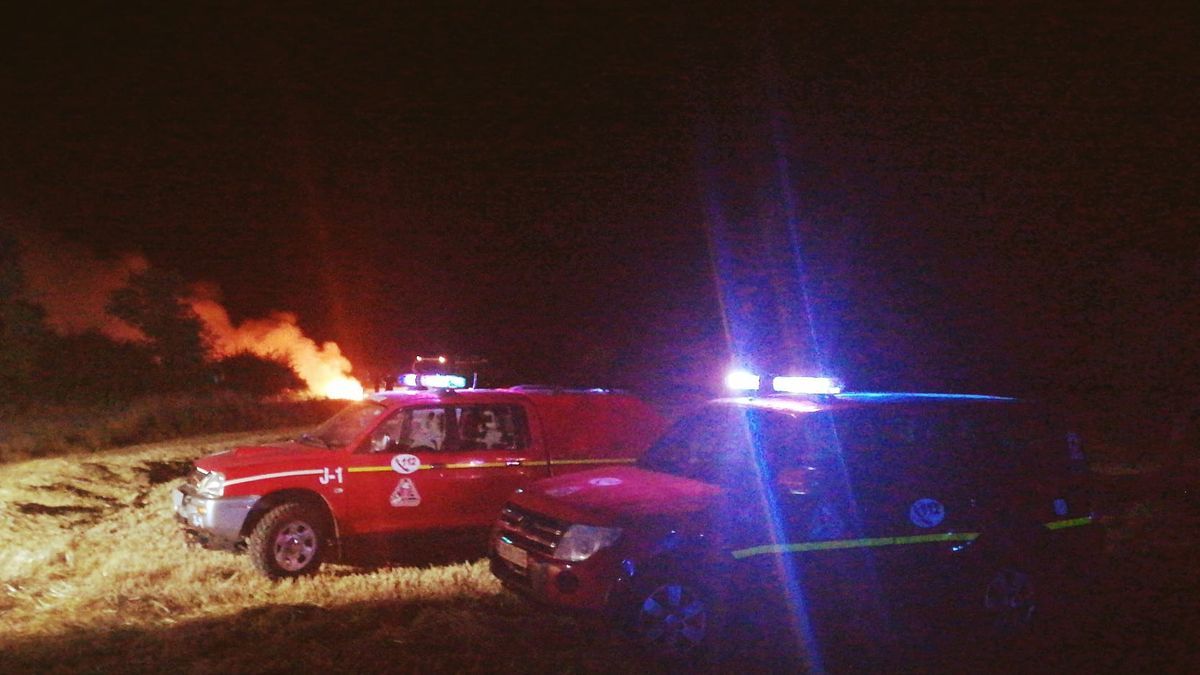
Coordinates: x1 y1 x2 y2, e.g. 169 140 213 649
173 381 666 578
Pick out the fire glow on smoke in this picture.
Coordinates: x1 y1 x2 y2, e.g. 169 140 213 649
17 234 364 400
190 299 364 400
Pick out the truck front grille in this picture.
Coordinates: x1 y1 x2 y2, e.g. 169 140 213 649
497 503 566 556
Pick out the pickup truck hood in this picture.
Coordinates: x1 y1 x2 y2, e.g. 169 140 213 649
513 465 724 526
194 442 324 474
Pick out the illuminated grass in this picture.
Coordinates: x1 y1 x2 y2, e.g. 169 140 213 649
0 431 644 674
4 430 1195 672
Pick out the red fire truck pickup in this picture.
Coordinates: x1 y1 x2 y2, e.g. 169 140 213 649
172 385 665 578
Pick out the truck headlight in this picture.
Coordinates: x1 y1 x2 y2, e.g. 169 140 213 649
196 470 226 498
554 524 622 562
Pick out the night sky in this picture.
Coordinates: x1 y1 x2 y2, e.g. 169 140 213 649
2 3 1196 440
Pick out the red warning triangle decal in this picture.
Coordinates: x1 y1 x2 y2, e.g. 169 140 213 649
389 478 422 507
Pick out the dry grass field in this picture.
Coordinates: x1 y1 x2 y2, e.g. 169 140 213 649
0 430 641 674
2 429 1199 673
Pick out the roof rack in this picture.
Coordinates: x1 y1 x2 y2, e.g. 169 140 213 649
507 384 623 394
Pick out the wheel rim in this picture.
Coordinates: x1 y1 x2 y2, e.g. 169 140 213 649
636 582 708 656
984 568 1036 630
272 520 318 572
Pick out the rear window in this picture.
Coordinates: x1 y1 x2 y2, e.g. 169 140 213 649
450 405 529 451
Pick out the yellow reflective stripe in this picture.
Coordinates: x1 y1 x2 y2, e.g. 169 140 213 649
732 516 1096 560
731 532 979 560
347 465 435 473
442 461 511 469
1044 516 1094 530
549 458 637 466
345 462 520 472
348 458 633 473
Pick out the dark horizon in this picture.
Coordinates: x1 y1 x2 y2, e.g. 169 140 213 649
2 3 1196 444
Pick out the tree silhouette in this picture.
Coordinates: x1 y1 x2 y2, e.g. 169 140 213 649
106 268 211 389
216 351 305 397
0 232 50 398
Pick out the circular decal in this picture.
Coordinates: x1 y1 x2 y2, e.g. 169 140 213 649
588 477 622 487
909 498 946 528
391 453 421 474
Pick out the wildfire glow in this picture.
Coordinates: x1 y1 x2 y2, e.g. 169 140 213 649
15 233 365 400
322 377 366 400
189 298 365 400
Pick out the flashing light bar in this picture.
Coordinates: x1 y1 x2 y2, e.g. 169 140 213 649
725 370 844 395
401 373 467 389
771 376 843 395
725 370 762 392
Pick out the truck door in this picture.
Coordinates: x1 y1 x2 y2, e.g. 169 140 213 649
341 405 449 536
341 403 548 536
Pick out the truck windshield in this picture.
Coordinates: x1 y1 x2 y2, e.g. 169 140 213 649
305 400 389 448
638 406 803 488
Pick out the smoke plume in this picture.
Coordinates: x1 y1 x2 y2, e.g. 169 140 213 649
189 296 363 399
14 231 363 399
16 233 149 343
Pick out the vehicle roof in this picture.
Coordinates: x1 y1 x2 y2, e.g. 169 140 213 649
365 386 640 408
365 386 664 459
714 391 1019 415
367 389 486 407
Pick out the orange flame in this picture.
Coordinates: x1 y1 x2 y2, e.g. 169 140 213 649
189 298 364 400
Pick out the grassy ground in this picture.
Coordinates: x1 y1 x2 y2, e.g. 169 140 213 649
2 430 1198 673
0 431 643 674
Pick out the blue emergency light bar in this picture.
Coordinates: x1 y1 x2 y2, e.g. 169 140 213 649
402 373 468 389
771 376 844 395
725 370 843 395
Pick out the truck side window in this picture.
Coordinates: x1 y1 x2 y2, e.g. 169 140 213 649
404 408 446 451
367 411 408 453
453 405 528 451
366 407 448 453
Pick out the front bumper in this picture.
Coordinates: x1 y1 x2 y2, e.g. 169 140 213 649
489 535 623 611
172 485 260 550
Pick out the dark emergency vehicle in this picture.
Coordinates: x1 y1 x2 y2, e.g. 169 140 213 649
489 374 1102 665
172 383 665 578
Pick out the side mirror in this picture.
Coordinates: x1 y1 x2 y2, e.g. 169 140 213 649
776 466 818 496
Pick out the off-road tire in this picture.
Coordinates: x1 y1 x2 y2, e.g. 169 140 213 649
625 574 721 664
248 502 328 579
